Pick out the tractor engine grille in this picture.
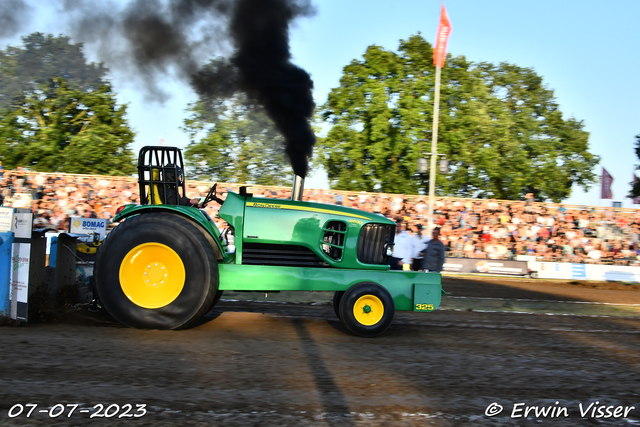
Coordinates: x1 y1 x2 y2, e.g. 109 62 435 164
243 243 329 268
357 223 395 265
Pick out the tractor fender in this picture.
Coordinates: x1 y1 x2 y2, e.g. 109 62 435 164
113 204 228 261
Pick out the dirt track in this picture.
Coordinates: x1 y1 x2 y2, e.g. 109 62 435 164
1 276 639 426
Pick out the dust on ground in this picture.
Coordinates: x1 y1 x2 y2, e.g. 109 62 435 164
1 276 639 426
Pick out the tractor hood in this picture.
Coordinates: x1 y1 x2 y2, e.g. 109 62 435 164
219 192 395 269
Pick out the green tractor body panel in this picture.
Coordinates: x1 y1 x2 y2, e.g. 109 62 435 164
113 190 442 312
217 263 441 312
218 192 396 270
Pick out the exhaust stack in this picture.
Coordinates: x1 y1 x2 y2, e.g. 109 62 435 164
291 175 305 201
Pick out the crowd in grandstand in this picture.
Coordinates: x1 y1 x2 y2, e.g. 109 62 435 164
2 167 640 267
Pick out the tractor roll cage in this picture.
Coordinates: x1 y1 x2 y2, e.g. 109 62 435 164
138 146 187 206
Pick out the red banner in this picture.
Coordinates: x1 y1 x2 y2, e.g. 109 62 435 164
601 167 613 199
433 5 452 68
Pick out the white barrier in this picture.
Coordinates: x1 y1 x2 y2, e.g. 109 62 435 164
516 256 640 282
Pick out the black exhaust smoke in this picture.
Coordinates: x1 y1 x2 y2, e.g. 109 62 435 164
2 0 317 177
230 0 316 178
0 0 30 38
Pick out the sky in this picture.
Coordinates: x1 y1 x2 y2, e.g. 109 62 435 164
2 0 639 207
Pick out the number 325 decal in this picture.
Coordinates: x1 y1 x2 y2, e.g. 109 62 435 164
415 304 434 311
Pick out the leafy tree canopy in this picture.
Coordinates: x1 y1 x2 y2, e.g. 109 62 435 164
0 32 108 111
0 78 136 175
0 33 135 175
183 58 292 186
317 34 600 202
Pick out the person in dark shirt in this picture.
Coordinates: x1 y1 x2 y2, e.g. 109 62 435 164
422 227 446 273
154 165 203 207
160 186 201 206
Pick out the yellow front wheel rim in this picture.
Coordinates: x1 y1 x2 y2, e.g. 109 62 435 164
353 295 384 326
119 243 186 309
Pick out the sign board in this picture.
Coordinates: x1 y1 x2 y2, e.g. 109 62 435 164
9 209 32 321
0 207 14 232
525 260 640 282
443 258 529 276
70 217 107 239
0 231 13 318
10 242 30 321
12 210 33 238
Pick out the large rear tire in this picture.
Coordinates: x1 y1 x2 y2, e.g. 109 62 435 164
94 213 218 329
339 282 394 338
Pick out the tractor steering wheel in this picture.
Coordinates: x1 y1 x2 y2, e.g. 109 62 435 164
203 183 224 205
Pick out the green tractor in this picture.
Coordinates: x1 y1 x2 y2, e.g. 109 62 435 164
94 146 441 337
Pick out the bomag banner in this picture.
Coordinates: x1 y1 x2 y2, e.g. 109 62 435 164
70 217 107 239
443 257 529 276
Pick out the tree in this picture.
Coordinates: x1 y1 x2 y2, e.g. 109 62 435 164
629 134 640 199
0 78 136 175
183 58 294 185
183 93 292 185
0 32 108 111
317 34 600 202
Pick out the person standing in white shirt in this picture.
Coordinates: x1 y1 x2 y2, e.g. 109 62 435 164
412 224 430 271
393 219 414 270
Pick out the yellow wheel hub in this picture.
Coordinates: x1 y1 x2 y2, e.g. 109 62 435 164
353 295 384 326
119 243 186 309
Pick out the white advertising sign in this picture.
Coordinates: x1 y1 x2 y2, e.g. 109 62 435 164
10 243 30 321
526 260 640 283
11 211 33 238
0 207 14 233
9 210 32 321
70 217 107 239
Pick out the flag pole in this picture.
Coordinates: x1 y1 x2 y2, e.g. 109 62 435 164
427 4 450 236
427 65 442 235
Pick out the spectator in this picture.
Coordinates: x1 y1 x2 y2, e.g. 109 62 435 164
57 216 70 233
411 224 430 270
586 244 603 263
14 166 27 192
393 219 414 271
525 193 535 212
422 227 446 273
2 166 639 266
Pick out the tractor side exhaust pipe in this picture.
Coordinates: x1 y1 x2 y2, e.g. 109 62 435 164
291 175 305 201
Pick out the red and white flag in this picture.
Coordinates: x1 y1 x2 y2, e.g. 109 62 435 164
601 167 613 199
433 5 452 68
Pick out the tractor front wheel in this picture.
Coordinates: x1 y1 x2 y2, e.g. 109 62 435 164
332 291 344 319
339 282 394 337
95 213 218 329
